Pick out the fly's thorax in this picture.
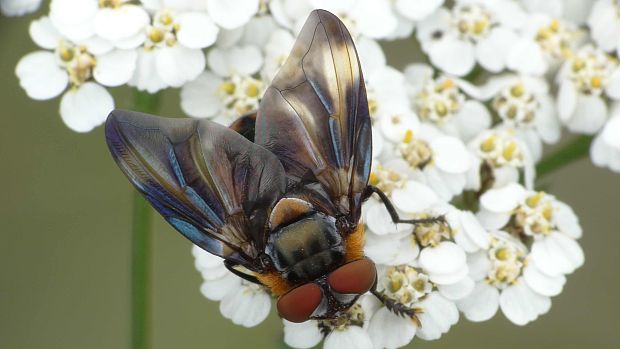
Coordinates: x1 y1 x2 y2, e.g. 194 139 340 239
265 211 345 283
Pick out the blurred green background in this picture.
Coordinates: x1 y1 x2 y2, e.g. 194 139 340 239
2 11 620 349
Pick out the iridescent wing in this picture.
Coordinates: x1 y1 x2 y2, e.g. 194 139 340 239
255 9 372 223
105 110 286 269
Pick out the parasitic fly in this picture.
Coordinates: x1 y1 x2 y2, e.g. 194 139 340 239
105 9 445 323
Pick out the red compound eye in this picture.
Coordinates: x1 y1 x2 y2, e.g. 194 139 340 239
327 257 376 294
277 283 322 323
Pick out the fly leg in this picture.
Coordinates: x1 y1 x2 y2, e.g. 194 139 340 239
224 260 263 285
363 185 447 226
370 283 422 326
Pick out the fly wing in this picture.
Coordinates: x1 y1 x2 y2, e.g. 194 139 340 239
255 9 372 223
106 110 286 269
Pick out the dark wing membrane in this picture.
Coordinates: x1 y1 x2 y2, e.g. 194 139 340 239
255 9 371 222
106 110 286 269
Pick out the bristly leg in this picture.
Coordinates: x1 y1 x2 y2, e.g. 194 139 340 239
364 185 447 226
370 288 422 327
224 260 262 285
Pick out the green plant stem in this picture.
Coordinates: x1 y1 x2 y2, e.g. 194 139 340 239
536 135 593 178
131 90 161 349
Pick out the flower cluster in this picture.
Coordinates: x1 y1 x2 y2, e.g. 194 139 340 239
10 0 615 348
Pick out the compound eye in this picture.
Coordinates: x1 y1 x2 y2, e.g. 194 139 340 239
277 283 322 323
327 257 376 294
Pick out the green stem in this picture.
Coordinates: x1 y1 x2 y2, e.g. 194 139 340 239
130 90 161 349
536 135 593 178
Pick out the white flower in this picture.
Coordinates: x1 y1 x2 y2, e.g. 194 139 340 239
367 265 461 346
478 184 584 276
50 0 149 47
1 0 42 16
393 0 444 22
180 45 263 123
15 16 135 132
463 74 561 157
404 64 491 142
283 295 379 349
417 0 525 76
192 245 271 328
261 28 295 83
556 45 620 134
207 0 260 30
466 128 536 191
519 0 595 25
457 231 558 325
129 6 217 93
591 104 620 172
373 96 472 201
588 0 620 56
507 14 580 76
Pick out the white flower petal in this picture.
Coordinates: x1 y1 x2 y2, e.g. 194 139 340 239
207 45 263 76
480 183 526 213
476 27 516 73
419 241 467 283
429 38 476 77
1 0 42 16
129 49 168 93
180 71 223 118
93 49 137 87
176 12 219 49
554 201 582 239
199 273 241 300
220 285 271 327
207 0 259 30
155 46 206 87
29 17 61 50
60 82 113 133
94 5 149 42
368 307 416 349
366 200 408 236
283 320 323 349
392 181 439 213
438 276 474 301
507 39 547 76
565 94 607 135
606 69 620 100
15 51 68 100
416 292 459 340
431 136 471 174
467 250 492 281
325 327 373 349
457 282 500 322
530 233 584 276
395 0 442 21
557 79 577 122
455 100 491 142
523 262 566 297
476 209 511 230
500 281 551 326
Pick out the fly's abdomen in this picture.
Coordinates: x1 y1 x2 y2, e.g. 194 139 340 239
266 213 345 283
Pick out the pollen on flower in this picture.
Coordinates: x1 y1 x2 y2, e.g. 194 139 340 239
413 216 452 247
567 47 617 95
145 10 180 50
216 75 264 118
380 266 433 306
476 131 524 168
451 4 494 42
513 192 556 238
98 0 126 9
535 18 579 59
318 303 365 334
493 82 539 127
486 235 526 288
57 41 96 88
397 130 433 169
414 76 465 124
370 163 406 195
